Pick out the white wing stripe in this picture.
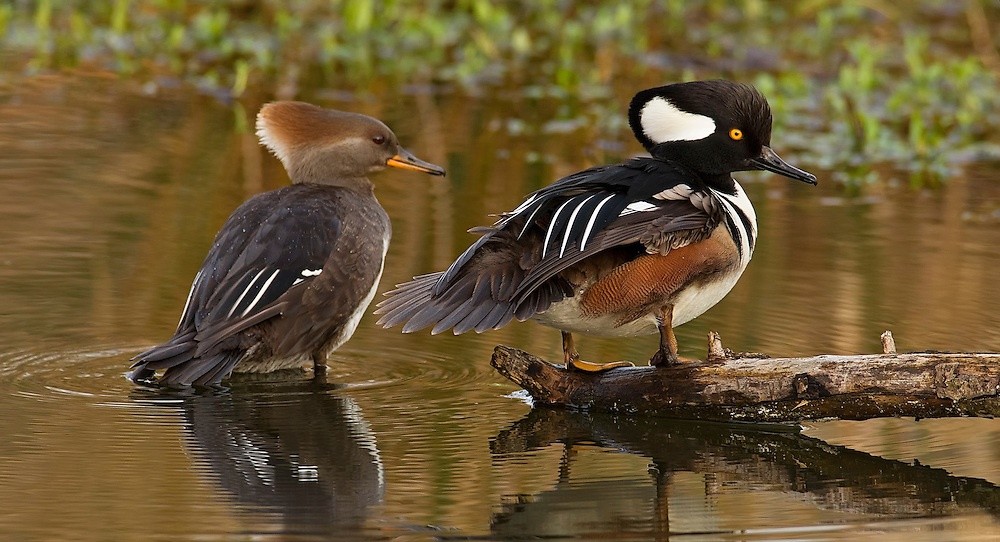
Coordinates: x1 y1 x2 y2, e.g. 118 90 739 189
177 270 202 327
619 200 657 216
502 194 540 230
517 201 545 239
241 268 282 318
559 194 597 257
579 194 616 251
509 193 538 216
541 199 574 259
227 268 268 318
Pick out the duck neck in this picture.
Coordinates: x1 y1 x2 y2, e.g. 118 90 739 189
282 144 379 192
292 174 375 194
699 172 738 195
287 162 376 193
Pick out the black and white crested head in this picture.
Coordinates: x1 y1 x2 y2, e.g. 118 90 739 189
629 80 772 149
627 81 781 179
256 101 445 186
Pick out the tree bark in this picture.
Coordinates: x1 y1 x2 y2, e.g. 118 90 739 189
490 332 1000 423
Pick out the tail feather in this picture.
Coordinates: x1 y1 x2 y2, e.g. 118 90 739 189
383 281 436 308
376 287 434 318
452 299 504 334
476 302 517 332
377 258 570 335
374 273 440 328
402 273 491 334
447 273 502 333
131 331 196 365
402 298 462 334
156 351 244 387
130 330 245 387
133 338 195 364
126 365 156 384
129 332 198 383
379 271 536 335
429 295 481 335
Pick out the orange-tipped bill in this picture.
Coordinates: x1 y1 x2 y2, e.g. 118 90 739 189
387 148 446 176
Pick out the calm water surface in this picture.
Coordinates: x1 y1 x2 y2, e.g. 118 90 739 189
1 74 999 540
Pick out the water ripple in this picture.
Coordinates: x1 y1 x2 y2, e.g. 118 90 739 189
0 345 135 401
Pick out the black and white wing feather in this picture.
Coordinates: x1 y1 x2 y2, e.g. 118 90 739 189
376 157 723 335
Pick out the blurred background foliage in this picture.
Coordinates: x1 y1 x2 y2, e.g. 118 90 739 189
1 0 998 186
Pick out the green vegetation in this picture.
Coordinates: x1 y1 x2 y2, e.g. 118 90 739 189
2 0 998 186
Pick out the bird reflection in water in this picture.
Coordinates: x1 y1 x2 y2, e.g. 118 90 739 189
135 377 384 536
489 409 1000 538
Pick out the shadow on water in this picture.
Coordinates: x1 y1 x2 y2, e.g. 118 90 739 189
489 408 1000 539
130 377 387 539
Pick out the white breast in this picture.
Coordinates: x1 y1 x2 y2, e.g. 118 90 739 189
714 180 758 267
325 233 390 357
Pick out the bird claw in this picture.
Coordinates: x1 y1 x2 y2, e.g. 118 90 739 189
649 350 681 367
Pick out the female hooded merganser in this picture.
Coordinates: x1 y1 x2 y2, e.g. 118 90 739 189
129 102 445 386
376 80 816 371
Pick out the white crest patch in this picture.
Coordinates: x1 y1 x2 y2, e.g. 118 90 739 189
640 96 716 143
255 112 290 168
301 269 323 277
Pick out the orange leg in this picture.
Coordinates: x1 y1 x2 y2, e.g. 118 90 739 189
563 330 634 373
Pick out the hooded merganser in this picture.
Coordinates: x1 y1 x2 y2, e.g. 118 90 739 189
129 102 445 386
376 80 816 371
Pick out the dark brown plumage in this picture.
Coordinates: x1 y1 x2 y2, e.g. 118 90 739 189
130 102 445 387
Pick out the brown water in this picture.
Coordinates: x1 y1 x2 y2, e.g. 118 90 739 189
1 73 999 540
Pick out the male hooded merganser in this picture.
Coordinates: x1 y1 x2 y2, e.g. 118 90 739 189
376 80 816 371
129 102 445 386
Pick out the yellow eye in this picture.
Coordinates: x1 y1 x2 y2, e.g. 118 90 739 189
729 128 743 141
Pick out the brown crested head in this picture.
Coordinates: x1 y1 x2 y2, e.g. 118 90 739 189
256 101 445 186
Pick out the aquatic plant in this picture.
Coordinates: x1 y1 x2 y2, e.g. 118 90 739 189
1 0 997 186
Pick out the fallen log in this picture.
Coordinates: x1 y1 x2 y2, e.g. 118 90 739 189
490 331 1000 423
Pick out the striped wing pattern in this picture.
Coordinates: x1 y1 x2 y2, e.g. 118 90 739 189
376 157 736 335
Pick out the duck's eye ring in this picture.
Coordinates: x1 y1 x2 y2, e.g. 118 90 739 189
729 128 743 141
372 135 387 145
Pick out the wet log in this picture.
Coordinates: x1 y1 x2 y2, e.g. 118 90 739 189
490 332 1000 423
